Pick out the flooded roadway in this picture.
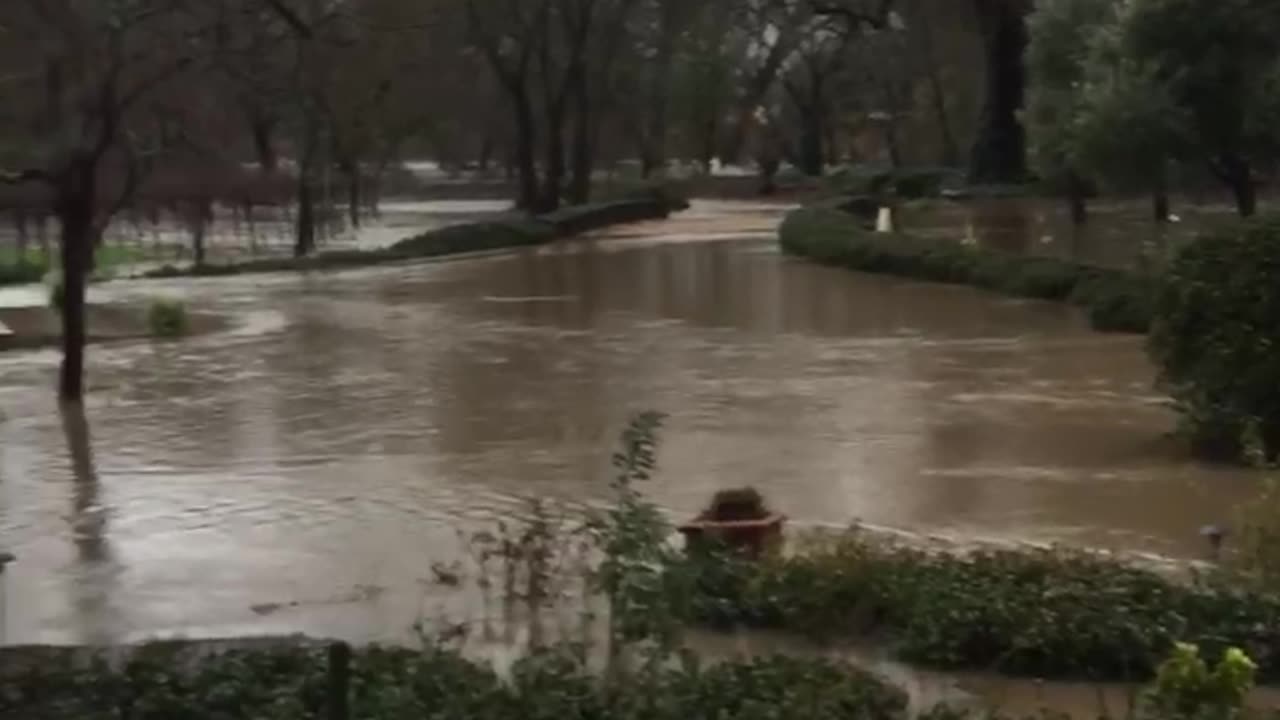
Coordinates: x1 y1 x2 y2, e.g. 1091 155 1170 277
0 200 1262 661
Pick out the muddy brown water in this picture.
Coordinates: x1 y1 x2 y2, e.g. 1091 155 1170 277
0 199 1269 712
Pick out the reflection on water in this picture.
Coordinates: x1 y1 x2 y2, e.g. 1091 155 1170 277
908 196 1242 270
0 200 1268 709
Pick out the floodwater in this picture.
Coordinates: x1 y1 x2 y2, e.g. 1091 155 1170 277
0 199 1268 711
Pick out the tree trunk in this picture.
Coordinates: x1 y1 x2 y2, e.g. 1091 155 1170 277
1067 173 1088 225
968 0 1029 184
191 206 207 268
885 122 903 169
511 87 541 211
799 104 825 177
251 113 278 173
15 210 28 258
1219 155 1257 217
568 68 593 204
913 0 960 166
341 160 361 229
57 170 94 403
540 102 566 213
1152 168 1170 223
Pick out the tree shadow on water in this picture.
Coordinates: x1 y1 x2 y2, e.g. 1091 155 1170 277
60 402 122 644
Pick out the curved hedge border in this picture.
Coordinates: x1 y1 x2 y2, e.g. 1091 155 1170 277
779 205 1154 333
143 194 684 280
691 532 1280 682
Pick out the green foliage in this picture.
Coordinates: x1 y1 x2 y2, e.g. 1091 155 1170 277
146 299 189 338
1115 0 1280 206
780 206 1153 333
587 411 692 658
690 528 1280 682
0 642 908 720
0 258 48 287
1142 644 1256 720
1025 0 1117 187
1148 215 1280 463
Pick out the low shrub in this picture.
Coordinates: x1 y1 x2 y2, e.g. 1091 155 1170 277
147 298 189 338
393 217 557 256
0 642 908 720
0 259 48 286
689 530 1280 682
541 198 673 237
779 206 1154 333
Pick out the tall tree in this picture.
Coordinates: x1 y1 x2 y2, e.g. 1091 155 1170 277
968 0 1031 184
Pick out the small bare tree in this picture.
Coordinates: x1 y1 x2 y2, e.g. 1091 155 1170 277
0 0 221 402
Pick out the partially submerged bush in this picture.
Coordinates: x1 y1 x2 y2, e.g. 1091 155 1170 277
702 488 771 522
779 206 1153 333
1149 215 1280 463
147 298 189 338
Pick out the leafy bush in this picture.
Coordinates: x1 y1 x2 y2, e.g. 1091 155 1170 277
0 642 908 720
147 298 189 338
1142 644 1256 720
1149 215 1280 463
690 529 1280 682
780 206 1153 333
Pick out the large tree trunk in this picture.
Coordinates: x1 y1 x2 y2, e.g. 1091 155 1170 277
57 167 95 404
968 0 1029 184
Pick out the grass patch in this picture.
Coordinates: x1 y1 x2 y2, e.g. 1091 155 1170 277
779 206 1153 333
691 530 1280 682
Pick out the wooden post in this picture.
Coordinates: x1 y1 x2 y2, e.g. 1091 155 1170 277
327 641 351 720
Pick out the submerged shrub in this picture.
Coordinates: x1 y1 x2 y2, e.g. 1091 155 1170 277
147 298 189 338
1149 215 1280 464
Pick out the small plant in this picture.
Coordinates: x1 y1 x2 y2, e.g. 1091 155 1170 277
1141 643 1256 720
702 487 770 522
147 298 189 338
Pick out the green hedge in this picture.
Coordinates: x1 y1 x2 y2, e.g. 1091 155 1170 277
779 206 1153 333
690 532 1280 682
2 644 906 720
